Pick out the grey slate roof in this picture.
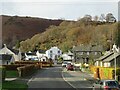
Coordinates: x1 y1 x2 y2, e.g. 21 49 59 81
72 44 103 52
26 52 36 56
103 53 120 62
9 48 19 55
96 51 113 61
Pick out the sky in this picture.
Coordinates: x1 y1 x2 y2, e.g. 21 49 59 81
0 0 119 20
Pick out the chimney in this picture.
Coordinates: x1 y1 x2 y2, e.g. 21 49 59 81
4 44 7 48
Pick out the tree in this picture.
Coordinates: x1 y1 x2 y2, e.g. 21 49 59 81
116 22 120 47
93 15 99 21
106 13 116 23
82 14 92 22
99 14 106 22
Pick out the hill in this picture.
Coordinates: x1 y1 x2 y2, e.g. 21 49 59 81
20 20 119 52
1 15 64 48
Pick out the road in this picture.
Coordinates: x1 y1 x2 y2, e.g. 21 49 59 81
27 66 75 90
62 68 94 90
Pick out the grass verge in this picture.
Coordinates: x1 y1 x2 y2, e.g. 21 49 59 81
1 80 28 90
6 70 19 78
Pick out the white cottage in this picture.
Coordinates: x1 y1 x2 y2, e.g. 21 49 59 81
25 51 38 60
0 44 21 62
36 50 47 61
61 51 74 61
46 46 62 60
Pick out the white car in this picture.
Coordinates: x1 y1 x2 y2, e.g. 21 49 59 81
62 62 72 67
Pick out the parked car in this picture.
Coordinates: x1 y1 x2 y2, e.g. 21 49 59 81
93 79 120 90
62 61 71 67
62 61 68 67
66 63 74 71
73 63 81 71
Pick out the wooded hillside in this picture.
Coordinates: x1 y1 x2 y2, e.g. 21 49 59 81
2 15 63 48
20 20 119 52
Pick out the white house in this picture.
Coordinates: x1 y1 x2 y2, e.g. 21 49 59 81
94 44 120 67
46 46 62 60
25 51 38 60
0 44 21 62
61 51 74 61
36 50 48 61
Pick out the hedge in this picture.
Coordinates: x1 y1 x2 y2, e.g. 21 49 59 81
17 65 38 77
2 65 25 71
15 61 52 67
90 66 120 80
15 61 40 64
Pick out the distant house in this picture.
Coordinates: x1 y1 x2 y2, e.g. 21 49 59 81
0 44 21 62
61 51 74 62
72 44 103 64
36 50 48 61
40 56 48 62
46 46 62 60
103 52 120 67
95 44 120 67
25 51 38 60
95 51 113 67
0 54 14 65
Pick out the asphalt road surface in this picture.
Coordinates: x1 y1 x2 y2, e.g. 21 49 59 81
27 66 75 90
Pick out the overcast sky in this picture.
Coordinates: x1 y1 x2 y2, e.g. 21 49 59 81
0 0 119 20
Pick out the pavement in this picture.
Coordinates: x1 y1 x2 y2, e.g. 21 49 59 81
62 68 95 89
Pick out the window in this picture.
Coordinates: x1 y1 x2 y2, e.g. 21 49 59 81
50 50 52 53
80 52 83 55
95 52 97 55
100 81 103 85
87 52 89 55
58 50 60 54
50 54 52 59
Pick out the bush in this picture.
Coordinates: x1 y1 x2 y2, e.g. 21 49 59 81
17 65 37 77
3 65 25 70
116 69 120 75
15 61 39 64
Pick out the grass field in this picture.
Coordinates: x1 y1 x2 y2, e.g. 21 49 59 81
1 70 28 90
2 81 28 90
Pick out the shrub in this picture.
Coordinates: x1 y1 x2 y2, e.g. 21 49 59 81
3 65 25 71
17 65 37 77
116 69 120 75
15 61 39 64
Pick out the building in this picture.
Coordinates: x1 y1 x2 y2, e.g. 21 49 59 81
61 51 74 62
0 44 21 62
46 46 62 60
72 44 103 64
36 50 48 61
95 51 113 67
95 44 120 67
25 51 38 60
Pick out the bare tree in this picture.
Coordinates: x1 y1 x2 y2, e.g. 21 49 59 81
99 14 106 22
93 15 99 21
